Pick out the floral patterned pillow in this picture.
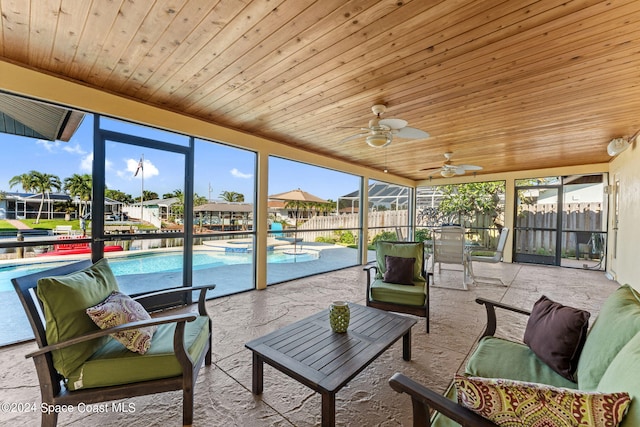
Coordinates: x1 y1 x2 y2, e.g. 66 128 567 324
454 375 631 427
86 291 156 354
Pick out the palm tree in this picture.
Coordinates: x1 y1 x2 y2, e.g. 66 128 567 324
10 171 62 223
219 190 244 202
142 190 159 201
32 171 62 223
8 173 34 193
64 173 92 218
163 189 183 199
105 189 134 204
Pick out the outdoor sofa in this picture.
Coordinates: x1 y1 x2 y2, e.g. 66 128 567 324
390 284 640 427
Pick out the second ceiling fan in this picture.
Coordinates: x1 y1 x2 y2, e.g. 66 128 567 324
338 104 430 148
421 152 483 177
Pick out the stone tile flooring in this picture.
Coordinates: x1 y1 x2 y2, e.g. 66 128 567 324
0 261 619 426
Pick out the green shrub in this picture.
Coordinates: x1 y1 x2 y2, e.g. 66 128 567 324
371 231 397 244
315 236 336 244
414 228 431 242
337 230 355 245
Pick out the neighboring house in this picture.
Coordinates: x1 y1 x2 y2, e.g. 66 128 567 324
194 201 254 231
536 183 604 204
338 182 443 214
0 192 125 221
124 197 181 228
0 192 71 220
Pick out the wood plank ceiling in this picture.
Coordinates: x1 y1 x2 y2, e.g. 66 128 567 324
1 0 639 180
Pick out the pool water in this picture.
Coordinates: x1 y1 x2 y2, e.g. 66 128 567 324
0 250 318 292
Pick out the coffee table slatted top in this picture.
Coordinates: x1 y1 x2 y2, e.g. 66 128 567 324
245 303 417 393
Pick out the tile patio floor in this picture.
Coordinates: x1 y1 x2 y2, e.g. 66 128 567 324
0 261 619 426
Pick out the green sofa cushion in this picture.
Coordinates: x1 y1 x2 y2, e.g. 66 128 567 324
66 316 210 390
465 336 578 389
375 241 425 282
431 382 461 427
36 259 120 377
370 279 426 306
577 284 640 390
596 331 640 427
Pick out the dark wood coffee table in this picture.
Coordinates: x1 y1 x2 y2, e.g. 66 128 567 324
245 303 417 427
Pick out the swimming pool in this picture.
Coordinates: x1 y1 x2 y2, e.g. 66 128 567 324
0 250 318 292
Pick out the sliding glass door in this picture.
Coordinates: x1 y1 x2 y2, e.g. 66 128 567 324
513 184 559 265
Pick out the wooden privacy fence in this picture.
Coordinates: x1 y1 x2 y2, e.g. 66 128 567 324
294 202 602 253
296 210 409 242
515 203 603 253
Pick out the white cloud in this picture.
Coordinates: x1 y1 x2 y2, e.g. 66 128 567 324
127 158 159 179
36 139 60 152
230 168 252 179
80 153 93 172
81 153 112 173
63 143 86 155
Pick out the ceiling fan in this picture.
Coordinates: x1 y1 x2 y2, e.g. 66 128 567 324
421 152 483 177
338 104 429 148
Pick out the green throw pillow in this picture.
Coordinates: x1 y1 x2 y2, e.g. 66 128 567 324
577 285 640 390
597 332 640 427
36 259 120 377
375 241 425 282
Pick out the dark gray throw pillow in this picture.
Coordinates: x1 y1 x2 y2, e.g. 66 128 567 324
523 295 591 381
383 255 415 285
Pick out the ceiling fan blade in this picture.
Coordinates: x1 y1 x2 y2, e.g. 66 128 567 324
458 164 483 171
379 118 407 130
394 126 430 139
338 132 369 144
454 167 467 175
420 167 442 173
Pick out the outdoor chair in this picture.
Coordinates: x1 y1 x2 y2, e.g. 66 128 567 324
12 259 215 427
364 241 430 332
431 226 471 290
467 227 509 286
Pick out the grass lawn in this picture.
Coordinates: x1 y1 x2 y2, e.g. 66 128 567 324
0 220 17 232
19 219 81 230
17 219 158 231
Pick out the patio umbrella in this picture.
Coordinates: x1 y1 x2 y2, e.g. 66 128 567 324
268 188 329 253
268 188 329 204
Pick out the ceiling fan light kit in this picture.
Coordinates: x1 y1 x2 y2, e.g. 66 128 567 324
338 104 429 147
366 133 392 148
421 151 483 178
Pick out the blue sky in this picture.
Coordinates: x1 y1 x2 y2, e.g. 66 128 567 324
0 115 359 202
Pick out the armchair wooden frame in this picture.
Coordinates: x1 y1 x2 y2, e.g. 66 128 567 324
364 241 432 332
12 260 215 427
388 297 532 427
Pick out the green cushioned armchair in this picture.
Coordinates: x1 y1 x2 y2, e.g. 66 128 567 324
364 241 431 332
12 260 215 427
